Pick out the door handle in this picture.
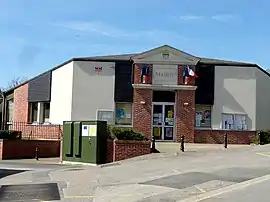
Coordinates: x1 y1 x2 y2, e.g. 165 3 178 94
88 137 91 144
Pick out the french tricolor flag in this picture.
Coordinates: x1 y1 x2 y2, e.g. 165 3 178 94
183 65 198 85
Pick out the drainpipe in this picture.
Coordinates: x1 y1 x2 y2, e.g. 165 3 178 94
0 92 5 130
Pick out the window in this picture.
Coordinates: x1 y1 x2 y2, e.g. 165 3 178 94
97 110 114 125
222 113 247 130
115 103 132 125
195 105 211 128
6 99 14 122
42 103 50 123
29 102 38 123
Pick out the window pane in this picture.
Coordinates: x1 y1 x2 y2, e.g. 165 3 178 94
115 103 132 125
195 105 211 128
222 114 234 130
97 110 114 125
31 103 38 122
235 114 247 130
43 103 50 122
7 99 14 122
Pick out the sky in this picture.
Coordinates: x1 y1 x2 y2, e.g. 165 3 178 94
1 0 270 87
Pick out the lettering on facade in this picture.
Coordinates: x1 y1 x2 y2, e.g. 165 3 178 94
155 71 175 77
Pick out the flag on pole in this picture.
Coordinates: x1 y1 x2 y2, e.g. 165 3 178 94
183 65 198 85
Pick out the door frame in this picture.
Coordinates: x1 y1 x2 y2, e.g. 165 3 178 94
151 102 176 141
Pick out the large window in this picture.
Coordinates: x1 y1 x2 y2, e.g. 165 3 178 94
115 103 132 125
28 102 50 123
222 113 247 130
195 105 211 128
6 99 14 122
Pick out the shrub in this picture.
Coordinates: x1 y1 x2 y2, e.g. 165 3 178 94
107 126 147 141
0 130 22 140
258 131 270 145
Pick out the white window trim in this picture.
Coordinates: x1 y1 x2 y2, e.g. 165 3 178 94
221 113 248 131
114 102 133 127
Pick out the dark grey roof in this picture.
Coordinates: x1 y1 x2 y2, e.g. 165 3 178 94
76 53 138 61
3 45 264 94
199 57 256 66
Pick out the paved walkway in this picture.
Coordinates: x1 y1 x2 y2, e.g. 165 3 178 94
0 144 268 201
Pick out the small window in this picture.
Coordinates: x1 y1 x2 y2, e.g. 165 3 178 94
43 103 50 123
195 105 211 128
29 102 38 123
222 113 247 130
97 110 114 125
115 103 132 125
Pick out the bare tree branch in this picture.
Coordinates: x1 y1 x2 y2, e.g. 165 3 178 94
0 77 28 92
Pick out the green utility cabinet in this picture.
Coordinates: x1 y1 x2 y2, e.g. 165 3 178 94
62 120 107 164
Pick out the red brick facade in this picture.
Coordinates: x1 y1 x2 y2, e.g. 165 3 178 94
175 90 196 142
133 64 153 84
11 83 62 140
133 89 152 140
132 63 196 142
195 130 256 144
14 83 29 122
178 65 196 85
0 139 60 159
107 139 151 162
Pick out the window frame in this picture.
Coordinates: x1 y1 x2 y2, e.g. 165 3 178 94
96 109 114 125
42 102 50 123
28 102 39 123
114 102 133 126
221 113 248 130
6 98 14 124
195 105 212 129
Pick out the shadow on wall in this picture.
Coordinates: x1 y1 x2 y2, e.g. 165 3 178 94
213 66 255 129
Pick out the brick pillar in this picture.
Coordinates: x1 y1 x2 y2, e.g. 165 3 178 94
133 89 152 140
178 65 196 85
133 64 153 84
14 83 29 122
175 90 196 143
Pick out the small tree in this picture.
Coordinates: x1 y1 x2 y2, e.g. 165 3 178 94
0 77 28 92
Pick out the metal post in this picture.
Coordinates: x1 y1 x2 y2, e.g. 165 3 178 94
35 146 39 160
180 135 185 152
151 135 156 153
224 133 228 149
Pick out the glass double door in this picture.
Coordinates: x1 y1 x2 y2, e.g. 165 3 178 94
152 103 175 141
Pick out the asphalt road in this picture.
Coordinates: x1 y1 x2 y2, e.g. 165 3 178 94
199 178 270 202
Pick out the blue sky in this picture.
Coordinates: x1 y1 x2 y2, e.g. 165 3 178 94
1 0 270 87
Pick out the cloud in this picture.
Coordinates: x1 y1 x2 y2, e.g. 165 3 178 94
211 14 239 22
178 15 204 21
50 20 196 43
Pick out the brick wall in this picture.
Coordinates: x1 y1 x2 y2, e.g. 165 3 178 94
14 83 29 122
0 139 60 159
175 90 196 143
195 130 256 144
107 139 151 162
178 65 196 85
133 89 152 140
133 64 153 84
12 82 62 140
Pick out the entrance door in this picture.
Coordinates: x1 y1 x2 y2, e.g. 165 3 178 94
152 103 175 141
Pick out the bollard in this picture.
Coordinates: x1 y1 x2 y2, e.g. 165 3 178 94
35 146 39 160
151 135 156 153
180 135 185 152
224 133 228 149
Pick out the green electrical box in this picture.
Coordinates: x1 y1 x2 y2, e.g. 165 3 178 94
62 120 107 165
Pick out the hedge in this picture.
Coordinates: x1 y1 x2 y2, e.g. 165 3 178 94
107 126 147 141
0 130 22 140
